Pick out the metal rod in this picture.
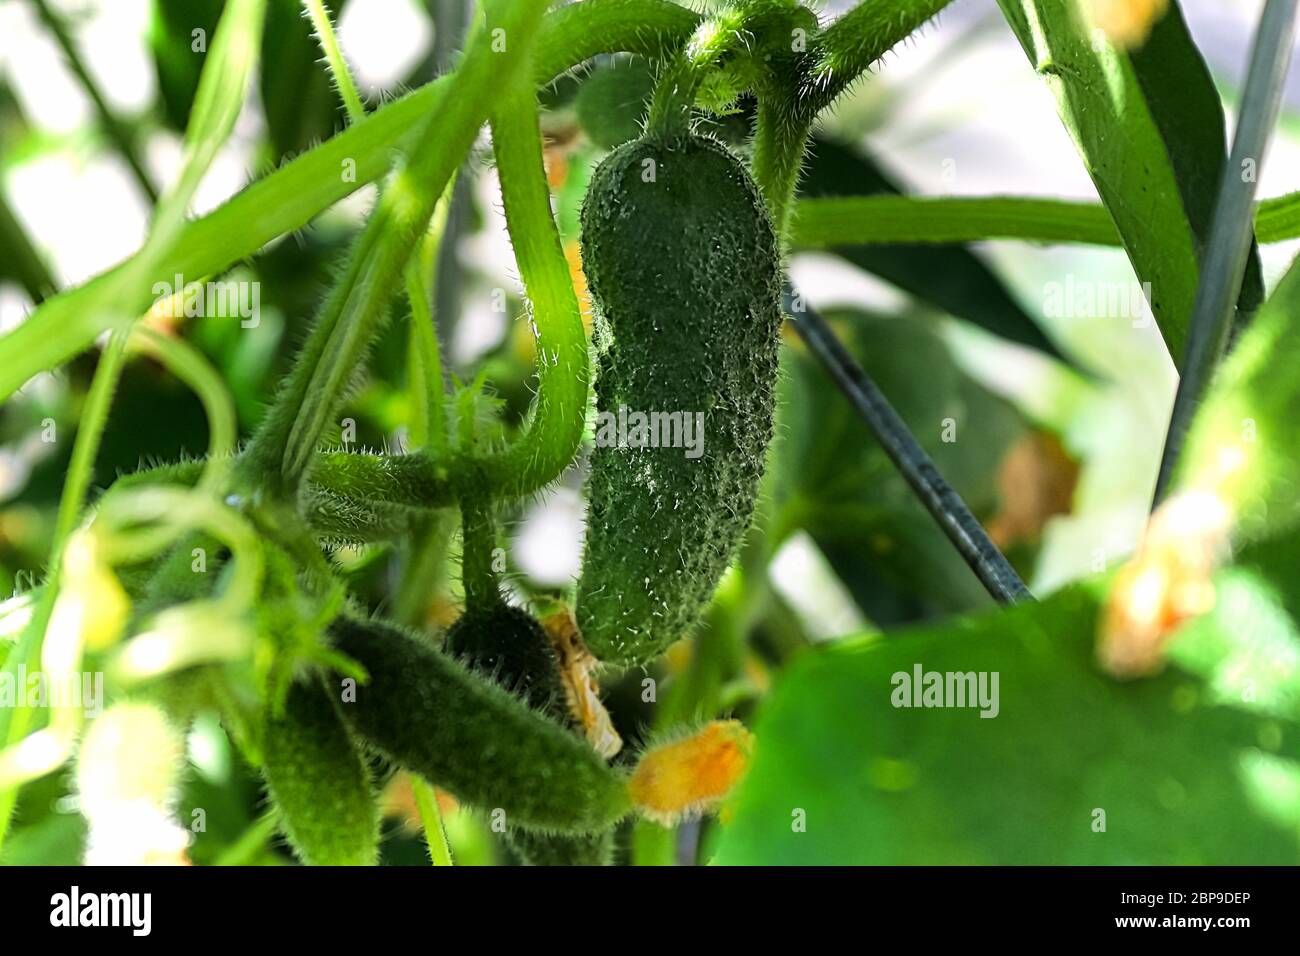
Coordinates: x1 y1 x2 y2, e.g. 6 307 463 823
1151 0 1299 506
785 285 1033 605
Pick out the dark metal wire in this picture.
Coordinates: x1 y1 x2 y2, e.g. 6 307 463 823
1151 0 1299 507
785 285 1033 605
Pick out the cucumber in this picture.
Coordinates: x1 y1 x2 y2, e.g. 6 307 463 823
330 615 630 835
445 602 569 719
447 602 620 862
506 827 615 866
262 675 379 866
576 132 783 664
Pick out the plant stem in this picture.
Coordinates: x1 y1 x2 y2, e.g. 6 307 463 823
242 0 549 500
752 96 810 236
301 0 367 121
411 775 455 866
0 326 128 853
802 0 953 111
1151 0 1298 507
302 0 450 460
791 195 1124 247
644 54 702 138
458 485 500 608
214 811 282 866
30 0 159 204
0 0 698 404
479 72 589 499
786 287 1032 605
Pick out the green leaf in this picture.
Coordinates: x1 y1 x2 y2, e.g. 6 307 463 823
799 136 1065 361
714 585 1300 864
1129 4 1265 319
995 0 1258 364
1176 253 1300 537
574 58 656 150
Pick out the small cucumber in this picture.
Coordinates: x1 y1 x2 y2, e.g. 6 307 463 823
331 615 630 835
262 675 379 866
445 602 569 719
448 602 620 863
506 828 615 866
576 132 783 664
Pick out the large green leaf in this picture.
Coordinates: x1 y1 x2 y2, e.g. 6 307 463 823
714 584 1300 864
799 137 1065 362
995 0 1263 363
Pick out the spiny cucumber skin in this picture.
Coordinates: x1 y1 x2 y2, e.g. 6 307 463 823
331 616 630 835
507 828 615 866
449 604 618 863
576 133 783 665
445 602 569 720
263 676 379 866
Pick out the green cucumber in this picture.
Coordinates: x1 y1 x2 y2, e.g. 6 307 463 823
262 675 379 866
445 602 569 719
330 615 630 834
576 132 783 664
506 827 615 866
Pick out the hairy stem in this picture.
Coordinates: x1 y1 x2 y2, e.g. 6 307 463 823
478 72 589 499
791 195 1124 247
412 775 455 866
241 0 548 501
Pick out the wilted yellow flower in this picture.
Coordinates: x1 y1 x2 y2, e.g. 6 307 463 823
542 607 622 758
1098 490 1231 678
629 720 754 825
1083 0 1170 49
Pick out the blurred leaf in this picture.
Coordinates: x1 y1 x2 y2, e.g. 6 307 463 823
995 0 1260 365
0 810 86 865
769 310 1024 624
574 58 655 150
1175 254 1300 538
1129 3 1265 319
715 584 1300 864
261 0 353 160
150 0 227 132
799 137 1064 362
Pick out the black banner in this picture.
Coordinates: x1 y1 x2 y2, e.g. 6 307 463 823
1 866 1289 941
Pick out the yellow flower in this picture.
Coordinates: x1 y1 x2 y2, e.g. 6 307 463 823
629 720 755 825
